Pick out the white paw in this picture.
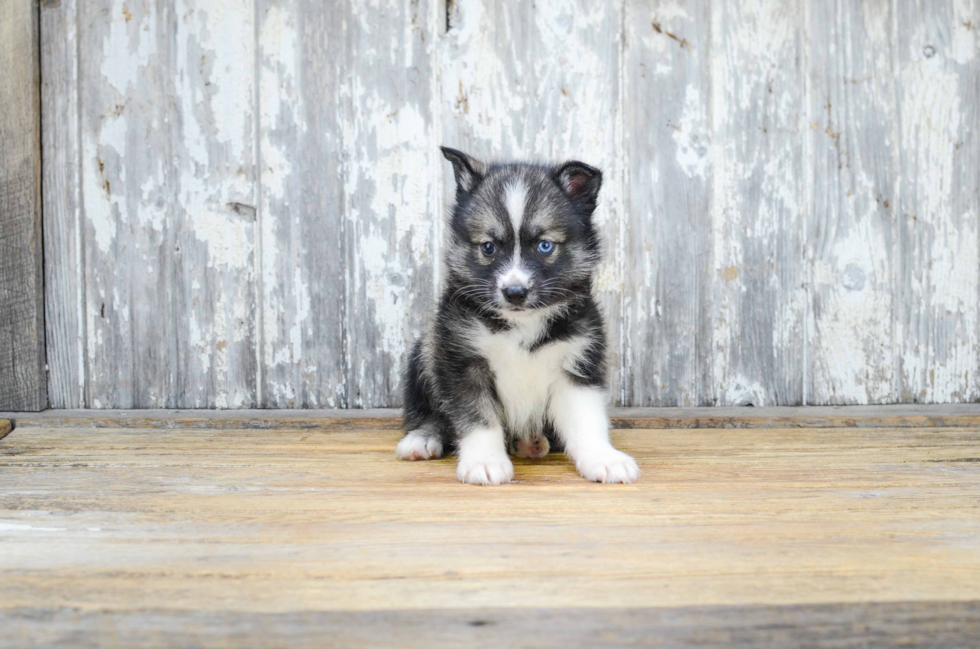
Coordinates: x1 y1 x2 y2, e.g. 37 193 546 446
457 455 515 486
456 426 514 485
512 434 550 459
575 448 640 484
395 430 444 461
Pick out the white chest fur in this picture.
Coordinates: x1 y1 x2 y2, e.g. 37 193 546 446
471 315 587 437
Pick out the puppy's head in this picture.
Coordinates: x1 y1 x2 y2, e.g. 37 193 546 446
441 146 602 315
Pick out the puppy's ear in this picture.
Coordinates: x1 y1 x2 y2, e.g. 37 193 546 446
554 161 602 209
441 146 487 196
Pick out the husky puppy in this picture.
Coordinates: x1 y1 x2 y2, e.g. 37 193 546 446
396 147 639 486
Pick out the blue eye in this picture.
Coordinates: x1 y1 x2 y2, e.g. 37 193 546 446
480 241 496 256
537 240 555 255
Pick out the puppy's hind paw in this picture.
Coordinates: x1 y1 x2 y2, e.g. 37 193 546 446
512 434 550 459
395 430 444 461
576 448 640 484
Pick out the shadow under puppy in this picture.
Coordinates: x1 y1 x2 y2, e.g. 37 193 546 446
397 147 639 486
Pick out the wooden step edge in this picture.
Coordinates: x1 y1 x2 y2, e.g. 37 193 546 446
1 405 980 431
0 410 402 431
609 413 980 430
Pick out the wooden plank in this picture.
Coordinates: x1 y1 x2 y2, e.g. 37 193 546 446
893 1 980 403
608 408 980 430
0 0 46 411
806 0 900 404
2 409 403 431
342 0 439 407
75 0 178 407
256 0 347 407
171 0 259 407
64 0 261 408
622 1 710 406
40 0 85 408
3 601 979 648
708 0 807 406
6 404 980 430
0 426 978 618
440 0 627 403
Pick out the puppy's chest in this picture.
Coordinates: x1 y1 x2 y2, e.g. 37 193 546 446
474 325 583 431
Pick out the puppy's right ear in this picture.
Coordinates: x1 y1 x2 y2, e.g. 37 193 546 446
441 146 487 196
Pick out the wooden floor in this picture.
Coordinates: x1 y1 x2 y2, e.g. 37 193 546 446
1 412 979 646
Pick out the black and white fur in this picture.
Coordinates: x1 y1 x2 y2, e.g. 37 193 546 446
396 147 639 486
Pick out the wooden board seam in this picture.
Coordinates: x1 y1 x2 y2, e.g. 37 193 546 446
3 406 980 431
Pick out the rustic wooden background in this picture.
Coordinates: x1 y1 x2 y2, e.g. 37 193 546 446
38 0 980 409
0 0 46 411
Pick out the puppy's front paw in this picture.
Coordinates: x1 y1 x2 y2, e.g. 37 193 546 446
395 430 444 461
457 455 515 486
576 448 640 484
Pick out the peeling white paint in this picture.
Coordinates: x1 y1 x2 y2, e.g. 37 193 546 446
289 265 310 362
83 115 126 254
355 230 403 355
724 376 767 407
190 208 253 270
812 219 896 404
707 0 804 405
899 62 960 228
897 35 977 402
100 5 157 94
673 85 710 179
259 3 308 380
951 0 977 65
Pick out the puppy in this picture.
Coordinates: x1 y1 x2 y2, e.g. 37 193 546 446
396 147 639 486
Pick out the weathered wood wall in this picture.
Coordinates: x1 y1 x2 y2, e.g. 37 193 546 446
1 0 47 411
38 0 980 408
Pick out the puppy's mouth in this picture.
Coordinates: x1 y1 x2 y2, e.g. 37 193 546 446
498 301 540 314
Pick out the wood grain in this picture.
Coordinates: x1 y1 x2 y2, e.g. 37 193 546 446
341 0 440 408
806 0 900 405
40 0 84 409
623 1 710 406
893 0 980 403
74 0 179 407
6 404 980 431
4 409 404 431
256 0 347 408
0 0 46 411
3 601 978 648
171 0 259 408
709 0 807 406
0 423 978 645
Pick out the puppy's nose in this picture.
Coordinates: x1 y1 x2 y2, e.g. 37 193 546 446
502 285 529 304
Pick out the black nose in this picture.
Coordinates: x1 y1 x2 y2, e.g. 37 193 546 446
502 285 529 304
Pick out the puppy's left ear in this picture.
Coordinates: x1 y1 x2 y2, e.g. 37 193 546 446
554 161 602 210
441 146 487 196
